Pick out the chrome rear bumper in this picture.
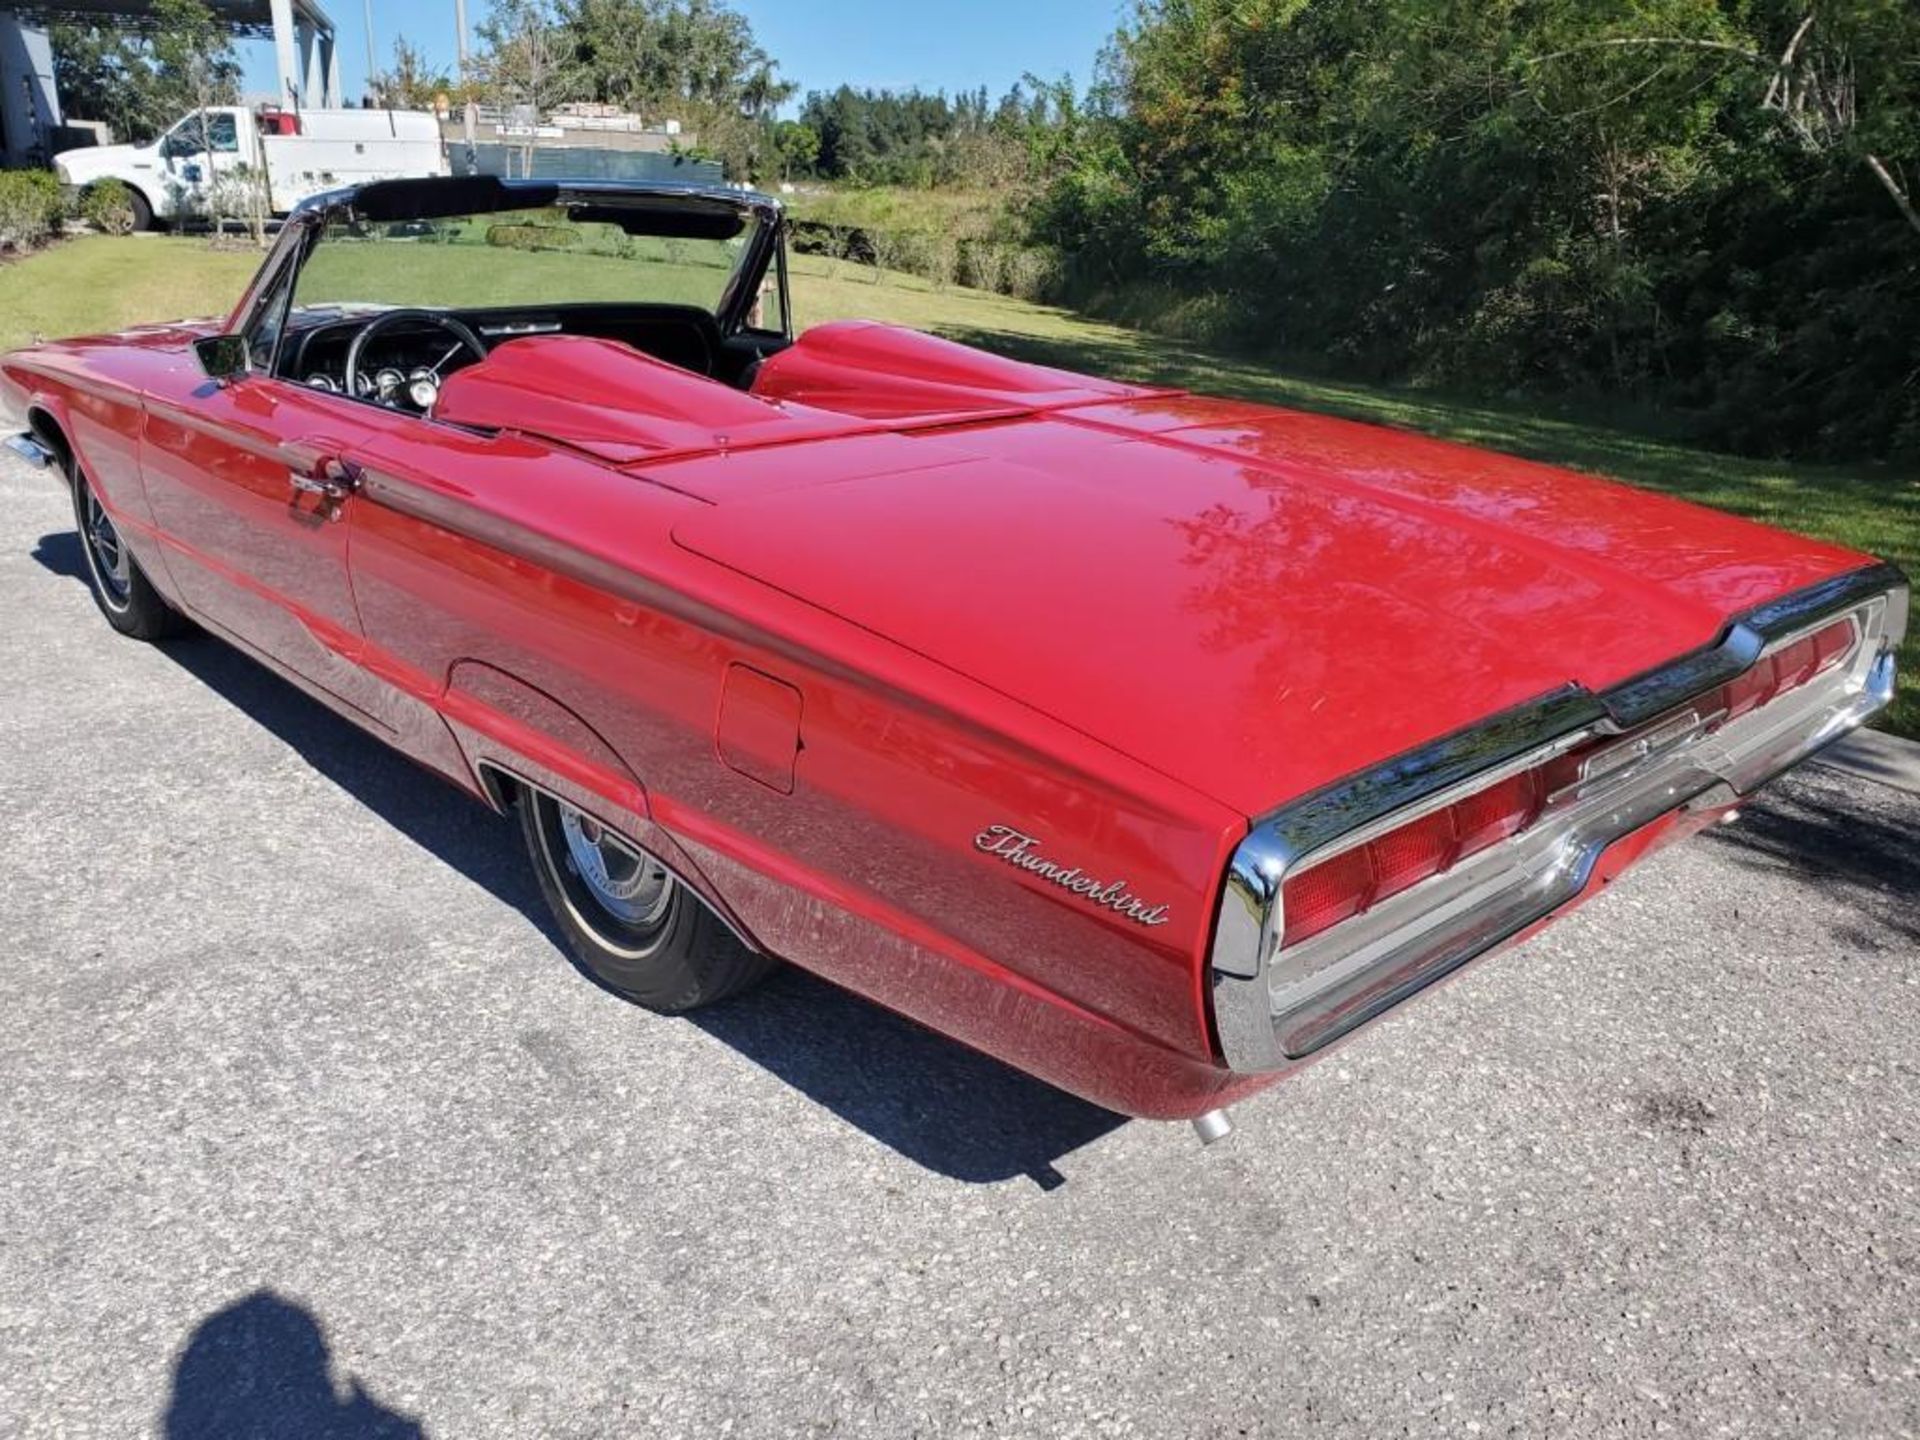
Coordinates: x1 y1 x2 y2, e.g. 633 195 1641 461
1209 562 1910 1073
4 431 57 469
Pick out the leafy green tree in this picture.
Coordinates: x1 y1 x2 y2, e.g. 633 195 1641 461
773 120 819 181
793 82 1066 188
51 0 239 144
469 0 794 179
1027 0 1920 459
369 36 452 111
527 0 794 178
477 0 584 119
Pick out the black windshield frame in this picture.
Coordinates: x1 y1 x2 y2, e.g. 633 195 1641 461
228 177 790 370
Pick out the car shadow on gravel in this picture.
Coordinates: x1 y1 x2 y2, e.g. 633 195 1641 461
1705 769 1920 944
35 531 1124 1188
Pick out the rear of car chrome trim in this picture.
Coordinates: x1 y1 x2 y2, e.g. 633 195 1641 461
5 431 56 469
1603 562 1906 727
1210 560 1910 1073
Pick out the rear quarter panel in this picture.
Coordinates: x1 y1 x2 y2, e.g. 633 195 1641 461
339 421 1254 1117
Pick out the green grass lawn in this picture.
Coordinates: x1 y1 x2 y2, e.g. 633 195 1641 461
5 233 1914 737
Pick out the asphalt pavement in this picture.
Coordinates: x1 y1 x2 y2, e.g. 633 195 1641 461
2 450 1917 1438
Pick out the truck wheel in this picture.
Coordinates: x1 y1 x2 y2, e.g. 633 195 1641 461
518 788 774 1012
69 454 187 639
125 188 154 233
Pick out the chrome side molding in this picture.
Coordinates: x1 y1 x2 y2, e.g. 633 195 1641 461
1209 561 1910 1074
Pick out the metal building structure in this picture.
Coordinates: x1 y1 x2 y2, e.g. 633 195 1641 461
0 0 340 166
0 14 58 165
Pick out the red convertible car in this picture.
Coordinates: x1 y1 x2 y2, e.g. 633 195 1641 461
4 176 1906 1136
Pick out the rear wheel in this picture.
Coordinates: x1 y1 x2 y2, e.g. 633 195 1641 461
518 788 773 1011
68 453 187 640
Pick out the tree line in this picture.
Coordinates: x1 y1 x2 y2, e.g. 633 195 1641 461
1025 0 1920 461
40 0 1920 459
436 0 1920 461
778 83 1077 188
469 0 792 176
49 0 795 179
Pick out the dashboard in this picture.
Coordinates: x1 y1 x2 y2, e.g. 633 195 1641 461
282 312 548 404
276 303 746 410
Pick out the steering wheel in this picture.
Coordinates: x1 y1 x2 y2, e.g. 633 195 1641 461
343 308 489 413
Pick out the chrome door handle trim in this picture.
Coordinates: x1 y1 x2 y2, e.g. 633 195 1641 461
286 456 362 503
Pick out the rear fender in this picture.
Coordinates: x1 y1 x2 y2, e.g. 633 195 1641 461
440 660 756 945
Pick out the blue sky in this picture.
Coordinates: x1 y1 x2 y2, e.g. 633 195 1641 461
241 0 1127 109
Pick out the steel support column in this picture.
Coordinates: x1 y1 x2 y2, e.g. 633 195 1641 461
323 33 341 107
269 0 300 108
301 21 326 109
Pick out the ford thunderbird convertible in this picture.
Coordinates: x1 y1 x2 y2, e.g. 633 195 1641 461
3 176 1906 1136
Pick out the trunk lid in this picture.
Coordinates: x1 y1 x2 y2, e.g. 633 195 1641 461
661 398 1868 816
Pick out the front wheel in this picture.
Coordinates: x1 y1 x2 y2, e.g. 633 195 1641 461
125 187 154 233
69 455 187 640
518 788 773 1011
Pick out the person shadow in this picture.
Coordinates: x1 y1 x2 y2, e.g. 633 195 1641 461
31 531 1127 1187
163 1291 423 1438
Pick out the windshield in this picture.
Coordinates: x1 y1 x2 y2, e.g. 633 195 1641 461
290 203 764 320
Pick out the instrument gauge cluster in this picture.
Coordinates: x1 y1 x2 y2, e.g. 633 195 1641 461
291 315 488 408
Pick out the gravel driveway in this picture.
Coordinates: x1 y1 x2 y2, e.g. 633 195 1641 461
2 450 1916 1438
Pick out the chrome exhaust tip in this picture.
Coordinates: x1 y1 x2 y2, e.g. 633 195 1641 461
1191 1108 1234 1146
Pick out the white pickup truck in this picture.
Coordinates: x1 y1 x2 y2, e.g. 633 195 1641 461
54 106 448 229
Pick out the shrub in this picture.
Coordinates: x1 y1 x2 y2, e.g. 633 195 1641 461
1002 247 1060 303
78 179 136 236
958 241 1009 294
485 222 579 251
0 169 65 250
1074 281 1242 347
884 229 957 288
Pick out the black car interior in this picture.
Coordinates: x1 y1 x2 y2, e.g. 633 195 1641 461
278 302 788 400
262 176 792 415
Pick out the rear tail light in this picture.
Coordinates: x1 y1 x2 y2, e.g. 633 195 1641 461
1723 617 1853 718
1280 847 1372 945
1277 615 1858 949
1450 770 1546 853
1367 808 1458 902
1279 757 1550 947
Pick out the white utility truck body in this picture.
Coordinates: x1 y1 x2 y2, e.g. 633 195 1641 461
54 107 447 227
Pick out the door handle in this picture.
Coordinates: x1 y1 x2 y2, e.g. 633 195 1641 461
281 443 363 503
287 461 360 502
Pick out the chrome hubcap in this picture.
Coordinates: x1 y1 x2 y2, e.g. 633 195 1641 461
83 487 132 603
558 804 674 927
